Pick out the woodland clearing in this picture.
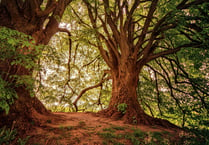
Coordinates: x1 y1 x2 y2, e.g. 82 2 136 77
12 112 183 145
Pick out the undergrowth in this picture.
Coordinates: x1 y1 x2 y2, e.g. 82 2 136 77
1 122 208 144
0 126 30 145
97 125 209 145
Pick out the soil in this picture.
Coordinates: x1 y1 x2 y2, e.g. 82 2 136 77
14 112 183 145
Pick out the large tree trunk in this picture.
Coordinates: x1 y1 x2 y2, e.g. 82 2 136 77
100 61 177 128
0 0 72 132
0 61 50 132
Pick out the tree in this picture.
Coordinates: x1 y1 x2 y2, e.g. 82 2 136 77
36 32 111 112
72 0 209 125
138 52 209 127
0 0 72 128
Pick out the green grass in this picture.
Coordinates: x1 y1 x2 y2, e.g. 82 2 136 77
58 125 74 131
103 127 115 133
133 129 147 139
78 121 86 127
177 128 209 145
150 131 163 140
46 119 52 123
111 125 126 130
97 127 178 145
66 126 74 130
17 136 30 145
98 132 117 138
0 126 17 144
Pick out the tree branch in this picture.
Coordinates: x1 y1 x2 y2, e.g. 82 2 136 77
73 75 111 112
147 42 201 62
36 0 57 17
154 71 163 116
41 0 72 44
103 0 121 43
135 0 158 50
124 0 141 30
177 0 208 10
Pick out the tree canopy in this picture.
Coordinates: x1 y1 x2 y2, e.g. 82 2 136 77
64 0 209 126
0 0 208 130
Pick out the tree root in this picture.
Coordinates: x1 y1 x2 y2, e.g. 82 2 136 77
98 108 180 129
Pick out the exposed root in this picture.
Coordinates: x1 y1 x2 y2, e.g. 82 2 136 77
98 108 180 129
0 88 52 134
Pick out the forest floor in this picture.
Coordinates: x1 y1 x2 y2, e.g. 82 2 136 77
21 112 184 145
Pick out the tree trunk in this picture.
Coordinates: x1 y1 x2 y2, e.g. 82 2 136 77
0 61 50 132
100 61 178 128
0 0 72 131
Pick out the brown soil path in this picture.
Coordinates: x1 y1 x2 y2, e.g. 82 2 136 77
25 112 182 145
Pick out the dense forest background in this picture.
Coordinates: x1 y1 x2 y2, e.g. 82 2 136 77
0 0 209 144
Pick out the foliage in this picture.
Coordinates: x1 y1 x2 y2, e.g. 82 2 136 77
36 31 111 112
0 126 30 145
0 27 41 69
30 1 209 132
110 125 125 130
178 128 209 145
102 127 115 133
0 126 17 145
0 27 42 114
98 126 174 145
0 77 17 114
117 103 128 114
17 136 30 145
2 0 205 132
99 126 209 145
129 1 209 129
32 0 209 130
138 48 209 128
61 0 209 129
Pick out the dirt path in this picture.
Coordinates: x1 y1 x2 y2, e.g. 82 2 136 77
25 112 181 145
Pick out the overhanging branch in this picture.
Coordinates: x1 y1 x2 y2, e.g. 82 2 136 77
73 75 111 112
147 42 201 62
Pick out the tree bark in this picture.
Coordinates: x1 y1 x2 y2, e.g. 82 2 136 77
0 61 50 132
83 0 206 128
0 0 72 131
100 60 178 128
